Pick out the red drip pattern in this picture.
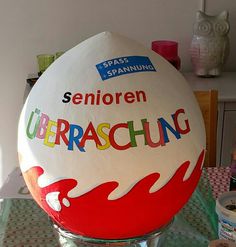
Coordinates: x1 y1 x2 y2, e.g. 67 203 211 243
23 149 205 239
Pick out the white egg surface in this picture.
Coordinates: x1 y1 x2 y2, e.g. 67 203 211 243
18 32 205 239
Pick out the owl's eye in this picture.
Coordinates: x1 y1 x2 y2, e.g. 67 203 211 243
196 20 212 35
214 21 229 36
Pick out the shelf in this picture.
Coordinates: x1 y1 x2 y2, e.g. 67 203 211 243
183 72 236 102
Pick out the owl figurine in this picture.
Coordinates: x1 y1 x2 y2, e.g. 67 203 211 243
190 10 230 77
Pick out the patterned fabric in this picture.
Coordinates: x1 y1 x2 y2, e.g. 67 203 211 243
0 199 58 247
205 167 231 199
164 168 221 247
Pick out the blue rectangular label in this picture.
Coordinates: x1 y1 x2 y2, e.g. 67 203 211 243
96 56 156 81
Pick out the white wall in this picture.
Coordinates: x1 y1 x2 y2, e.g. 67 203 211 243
0 0 235 186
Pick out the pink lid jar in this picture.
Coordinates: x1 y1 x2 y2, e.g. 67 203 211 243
151 40 181 70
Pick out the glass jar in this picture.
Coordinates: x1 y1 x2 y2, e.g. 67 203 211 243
51 220 172 247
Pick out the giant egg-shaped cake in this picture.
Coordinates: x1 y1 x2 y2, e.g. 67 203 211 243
18 32 205 239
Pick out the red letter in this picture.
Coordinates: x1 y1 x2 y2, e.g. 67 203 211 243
55 119 69 145
85 93 95 105
79 122 102 147
72 93 83 104
136 91 147 102
102 93 113 105
124 92 135 103
144 121 165 147
115 92 122 104
173 109 190 135
109 123 131 150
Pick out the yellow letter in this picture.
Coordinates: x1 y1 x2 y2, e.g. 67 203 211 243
97 123 110 150
44 120 57 147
